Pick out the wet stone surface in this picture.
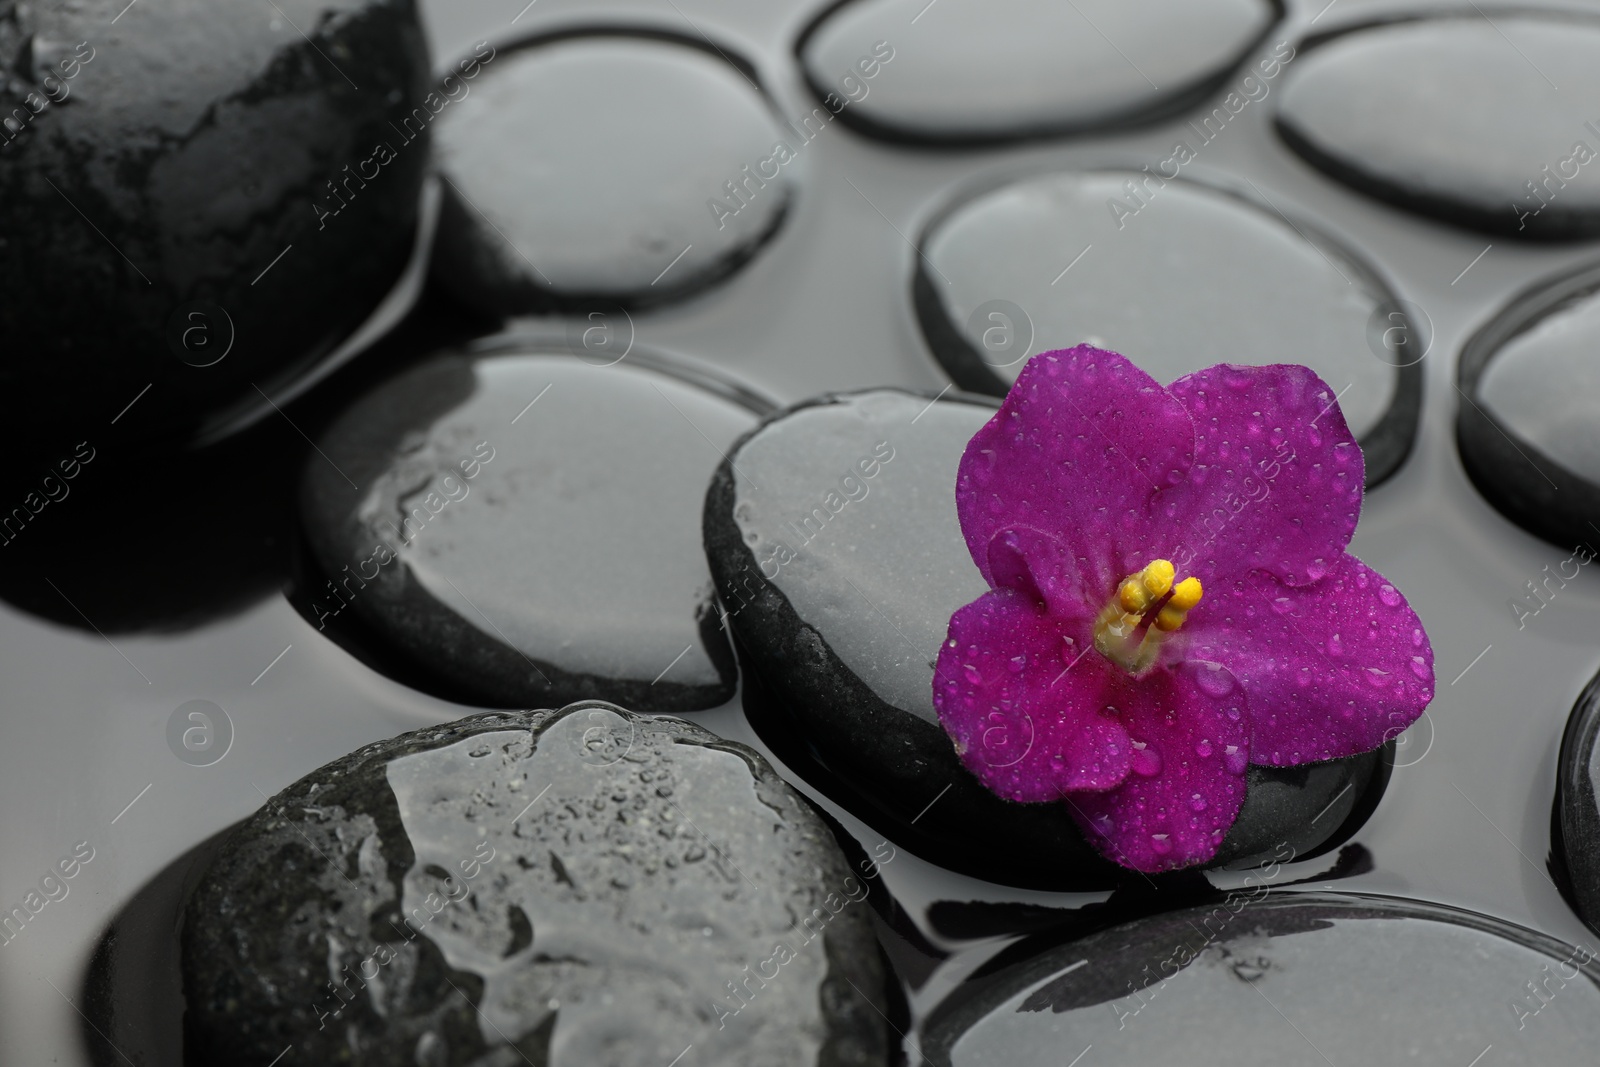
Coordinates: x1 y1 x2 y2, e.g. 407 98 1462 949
0 0 431 453
300 346 767 711
1559 667 1600 937
181 702 892 1066
1277 14 1600 240
921 894 1600 1066
1458 261 1600 548
914 171 1419 486
431 31 791 315
797 0 1276 144
704 389 1386 889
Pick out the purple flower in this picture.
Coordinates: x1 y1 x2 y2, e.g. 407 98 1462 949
933 346 1433 873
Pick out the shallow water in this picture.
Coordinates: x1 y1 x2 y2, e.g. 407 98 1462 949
5 0 1600 1063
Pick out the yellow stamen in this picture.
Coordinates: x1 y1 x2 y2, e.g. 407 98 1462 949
1142 559 1176 598
1093 563 1204 675
1153 577 1203 632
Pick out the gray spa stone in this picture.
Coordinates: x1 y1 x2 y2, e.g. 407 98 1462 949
913 170 1420 485
1458 260 1600 548
181 703 892 1066
301 346 768 711
0 0 431 449
432 32 792 314
922 894 1600 1065
797 0 1277 144
1277 14 1600 240
705 389 1387 888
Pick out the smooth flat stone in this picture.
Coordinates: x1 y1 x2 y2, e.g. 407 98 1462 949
1277 15 1600 240
432 32 791 314
1458 261 1600 548
0 0 429 452
1558 666 1600 934
797 0 1276 144
301 346 769 711
705 389 1387 889
181 702 892 1066
922 893 1600 1065
914 171 1419 486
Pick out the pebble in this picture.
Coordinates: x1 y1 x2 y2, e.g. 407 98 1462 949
181 702 892 1065
914 171 1419 485
300 346 768 711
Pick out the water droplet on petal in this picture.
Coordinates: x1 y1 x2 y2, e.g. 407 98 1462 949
1131 743 1162 777
963 664 983 684
1379 584 1402 607
1188 793 1208 812
1150 834 1172 855
1195 739 1214 757
1008 654 1027 673
1223 745 1247 775
1364 667 1391 688
1194 663 1235 696
1307 558 1328 581
1411 628 1424 647
1327 633 1344 656
1410 656 1429 679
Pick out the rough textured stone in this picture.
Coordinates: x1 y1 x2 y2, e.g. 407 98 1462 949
0 0 431 454
181 702 892 1066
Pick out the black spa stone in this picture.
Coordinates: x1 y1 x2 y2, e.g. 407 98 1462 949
1558 667 1600 936
300 344 770 711
703 389 1387 890
431 30 791 316
1457 260 1600 549
913 171 1420 487
0 0 430 453
921 893 1600 1065
181 702 891 1066
795 0 1277 145
1277 14 1600 240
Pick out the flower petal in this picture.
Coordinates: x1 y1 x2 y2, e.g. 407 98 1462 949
1159 363 1363 588
1186 555 1434 765
985 525 1097 620
957 346 1195 597
934 588 1131 802
1063 662 1252 872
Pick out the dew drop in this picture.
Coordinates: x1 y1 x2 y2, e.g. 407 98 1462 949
1223 744 1247 775
1194 663 1235 697
1411 628 1424 647
1188 793 1208 812
1327 633 1344 656
1195 739 1214 758
1410 656 1429 679
963 664 983 684
1150 833 1172 855
1307 558 1328 581
1131 743 1162 777
1379 584 1402 607
1364 667 1392 689
1008 654 1027 674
